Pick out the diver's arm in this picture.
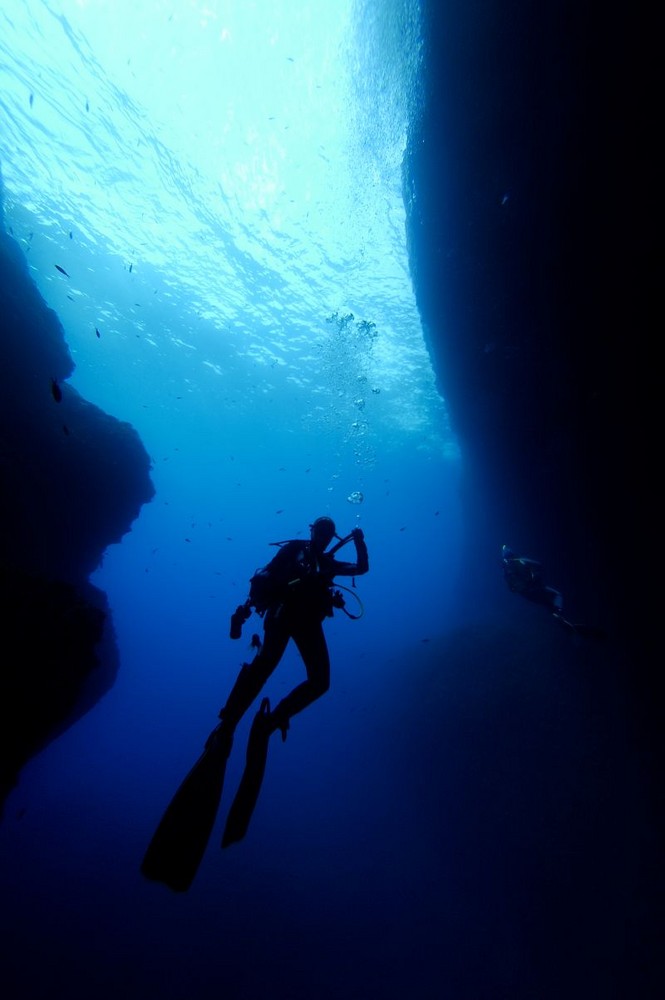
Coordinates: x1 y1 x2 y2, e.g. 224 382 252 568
330 529 368 577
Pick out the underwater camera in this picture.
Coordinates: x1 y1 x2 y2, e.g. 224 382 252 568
229 602 251 640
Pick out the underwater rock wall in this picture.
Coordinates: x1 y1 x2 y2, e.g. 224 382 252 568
402 20 659 980
0 194 155 815
405 1 653 685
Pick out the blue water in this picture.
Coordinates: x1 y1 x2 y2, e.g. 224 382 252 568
0 3 656 998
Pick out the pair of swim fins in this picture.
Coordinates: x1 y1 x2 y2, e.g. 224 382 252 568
140 699 272 892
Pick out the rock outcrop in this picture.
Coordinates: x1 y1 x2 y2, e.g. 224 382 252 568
0 183 155 815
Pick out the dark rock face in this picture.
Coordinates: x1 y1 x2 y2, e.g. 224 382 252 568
0 212 154 814
402 9 658 990
1 567 111 806
405 1 654 692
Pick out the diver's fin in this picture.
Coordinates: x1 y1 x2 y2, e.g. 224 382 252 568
222 698 272 848
553 613 606 642
570 623 607 641
141 724 233 892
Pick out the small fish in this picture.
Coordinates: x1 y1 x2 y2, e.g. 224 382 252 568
276 509 284 514
129 263 133 273
85 99 89 112
69 231 73 239
95 327 101 338
29 93 34 108
50 378 62 402
55 264 69 276
62 424 70 435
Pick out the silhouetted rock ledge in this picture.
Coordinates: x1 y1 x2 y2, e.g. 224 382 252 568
0 224 155 817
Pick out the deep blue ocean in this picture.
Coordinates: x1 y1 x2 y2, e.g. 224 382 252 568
0 3 658 999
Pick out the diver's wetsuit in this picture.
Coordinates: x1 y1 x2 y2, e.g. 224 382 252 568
502 551 563 612
220 534 369 735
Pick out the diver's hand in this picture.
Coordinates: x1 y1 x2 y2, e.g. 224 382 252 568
351 527 369 574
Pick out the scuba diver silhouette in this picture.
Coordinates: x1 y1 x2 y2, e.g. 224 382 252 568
142 516 368 891
501 545 605 640
222 516 368 741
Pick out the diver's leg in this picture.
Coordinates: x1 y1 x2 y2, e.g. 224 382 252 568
219 619 289 733
546 587 564 612
269 621 330 737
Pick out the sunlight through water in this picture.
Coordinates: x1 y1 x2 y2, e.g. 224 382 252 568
1 0 456 456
